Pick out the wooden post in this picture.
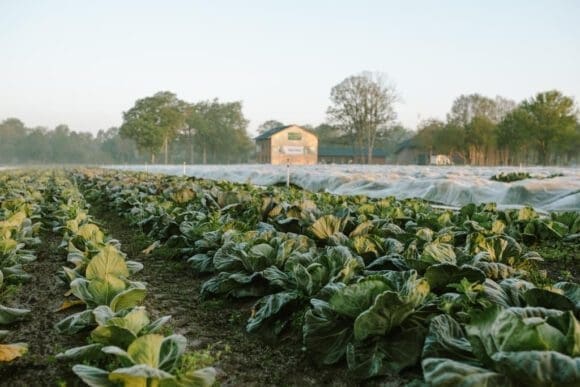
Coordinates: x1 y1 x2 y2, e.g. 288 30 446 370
286 158 290 188
164 137 168 165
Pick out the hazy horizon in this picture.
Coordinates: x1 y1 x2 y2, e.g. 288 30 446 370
1 0 579 136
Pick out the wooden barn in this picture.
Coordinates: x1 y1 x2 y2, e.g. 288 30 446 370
255 125 318 165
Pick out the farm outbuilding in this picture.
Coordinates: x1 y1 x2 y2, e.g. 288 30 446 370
318 145 387 164
255 125 318 165
394 138 429 165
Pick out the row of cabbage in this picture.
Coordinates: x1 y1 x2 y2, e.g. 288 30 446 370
0 171 44 362
74 169 580 386
46 172 216 386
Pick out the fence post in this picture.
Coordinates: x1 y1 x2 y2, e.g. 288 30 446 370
286 158 290 188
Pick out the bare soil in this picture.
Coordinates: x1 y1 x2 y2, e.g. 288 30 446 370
87 202 363 387
0 200 416 386
532 241 580 283
0 231 86 387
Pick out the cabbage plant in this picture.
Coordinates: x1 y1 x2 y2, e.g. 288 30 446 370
422 306 580 386
73 334 216 387
56 246 147 334
200 231 316 299
246 246 364 337
303 270 434 379
57 306 172 360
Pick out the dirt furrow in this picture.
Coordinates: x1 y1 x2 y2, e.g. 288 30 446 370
89 202 354 386
0 231 85 387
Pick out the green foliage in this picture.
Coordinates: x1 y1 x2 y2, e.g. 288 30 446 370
68 168 580 382
303 271 433 379
120 91 185 163
39 170 219 386
0 92 253 165
491 171 565 182
491 172 531 182
72 334 217 387
185 99 253 164
0 174 45 363
409 90 579 165
422 307 580 386
246 246 364 336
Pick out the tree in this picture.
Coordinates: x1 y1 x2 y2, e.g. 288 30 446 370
496 91 578 165
314 123 346 145
192 99 252 164
415 119 444 154
446 94 516 165
434 123 466 162
98 127 140 164
257 120 284 134
521 90 577 165
413 119 466 163
493 96 517 122
24 127 52 163
497 107 529 165
50 124 72 163
447 94 514 127
0 118 27 163
465 116 496 165
208 101 252 163
553 122 580 164
182 105 206 164
120 91 185 164
447 94 497 127
328 72 399 164
375 124 413 159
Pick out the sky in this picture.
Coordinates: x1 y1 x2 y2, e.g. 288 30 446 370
1 0 579 136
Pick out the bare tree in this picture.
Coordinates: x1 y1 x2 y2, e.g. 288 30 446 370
447 94 516 126
327 72 399 164
446 93 517 165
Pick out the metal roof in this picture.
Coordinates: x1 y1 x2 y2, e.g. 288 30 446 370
394 138 419 154
318 145 387 157
254 125 317 140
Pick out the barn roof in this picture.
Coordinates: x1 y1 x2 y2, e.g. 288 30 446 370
254 125 317 140
318 145 387 157
394 138 420 154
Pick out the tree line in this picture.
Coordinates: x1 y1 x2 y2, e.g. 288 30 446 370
412 91 579 165
262 73 578 166
0 119 142 164
118 92 253 164
0 94 254 165
1 74 578 166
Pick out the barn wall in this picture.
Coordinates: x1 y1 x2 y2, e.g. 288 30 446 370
395 148 418 165
256 139 271 163
395 148 429 165
269 126 318 165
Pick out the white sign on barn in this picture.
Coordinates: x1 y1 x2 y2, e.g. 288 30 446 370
282 146 305 155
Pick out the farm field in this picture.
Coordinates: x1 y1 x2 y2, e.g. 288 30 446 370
111 164 580 212
0 167 579 386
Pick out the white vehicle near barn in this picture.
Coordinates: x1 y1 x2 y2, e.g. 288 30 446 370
430 154 453 165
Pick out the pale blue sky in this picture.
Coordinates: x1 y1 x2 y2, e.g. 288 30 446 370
1 0 579 136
